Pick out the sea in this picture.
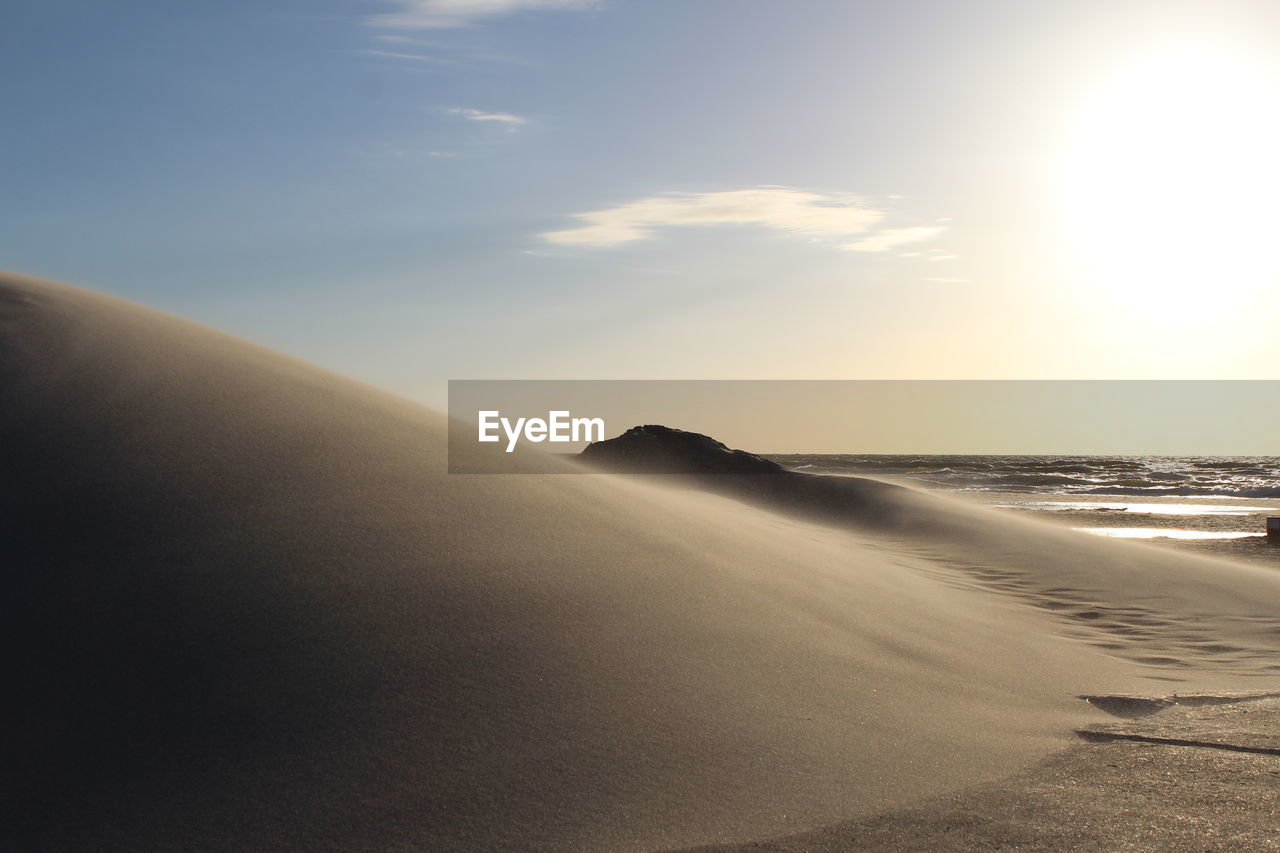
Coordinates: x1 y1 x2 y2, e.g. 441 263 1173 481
766 454 1280 564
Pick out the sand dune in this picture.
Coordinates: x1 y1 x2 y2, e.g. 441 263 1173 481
4 270 1280 851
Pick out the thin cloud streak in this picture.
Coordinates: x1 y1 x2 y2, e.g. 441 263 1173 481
368 0 598 30
449 107 528 127
363 50 455 64
842 226 947 252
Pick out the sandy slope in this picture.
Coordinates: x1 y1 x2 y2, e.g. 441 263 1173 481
3 270 1279 852
688 696 1280 852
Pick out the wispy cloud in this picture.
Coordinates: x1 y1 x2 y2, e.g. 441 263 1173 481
450 107 528 129
374 144 463 162
363 49 455 64
842 226 947 253
541 187 887 247
369 0 598 30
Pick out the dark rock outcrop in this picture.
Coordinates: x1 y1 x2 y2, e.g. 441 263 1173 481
579 425 784 475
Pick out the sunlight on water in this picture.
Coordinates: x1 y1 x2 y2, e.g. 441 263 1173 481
1076 528 1264 540
1000 501 1280 516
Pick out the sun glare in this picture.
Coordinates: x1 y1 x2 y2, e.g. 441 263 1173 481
1058 43 1280 324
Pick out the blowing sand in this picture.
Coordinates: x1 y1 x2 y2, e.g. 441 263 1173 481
4 270 1280 851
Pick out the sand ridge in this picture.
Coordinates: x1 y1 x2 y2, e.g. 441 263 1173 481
3 270 1280 851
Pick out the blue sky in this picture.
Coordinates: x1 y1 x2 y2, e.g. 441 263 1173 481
6 0 1280 400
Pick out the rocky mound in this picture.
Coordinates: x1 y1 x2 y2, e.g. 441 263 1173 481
578 424 785 474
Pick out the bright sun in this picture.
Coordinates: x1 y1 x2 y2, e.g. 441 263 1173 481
1059 43 1280 322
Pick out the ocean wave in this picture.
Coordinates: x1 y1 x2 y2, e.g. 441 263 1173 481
767 453 1280 499
1081 486 1280 499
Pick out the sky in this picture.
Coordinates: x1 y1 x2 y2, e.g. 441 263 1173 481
5 0 1280 407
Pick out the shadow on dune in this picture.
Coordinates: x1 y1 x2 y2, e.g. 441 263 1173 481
3 487 346 847
0 289 393 849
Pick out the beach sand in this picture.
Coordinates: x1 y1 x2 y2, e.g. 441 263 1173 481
4 270 1280 851
688 694 1280 851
